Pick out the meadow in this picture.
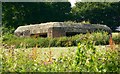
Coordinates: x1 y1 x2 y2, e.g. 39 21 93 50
1 32 120 72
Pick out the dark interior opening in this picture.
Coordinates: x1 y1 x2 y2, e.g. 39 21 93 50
39 33 47 37
31 33 47 38
66 32 80 37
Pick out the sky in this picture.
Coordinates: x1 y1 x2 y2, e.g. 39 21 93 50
68 0 82 7
68 0 120 7
68 0 77 7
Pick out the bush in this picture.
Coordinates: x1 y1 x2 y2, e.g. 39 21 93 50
93 32 109 45
2 37 119 72
74 39 118 72
112 33 120 44
2 32 120 48
49 38 58 47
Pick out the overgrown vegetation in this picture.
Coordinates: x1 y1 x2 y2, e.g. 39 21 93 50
1 2 120 72
3 32 116 48
1 36 119 72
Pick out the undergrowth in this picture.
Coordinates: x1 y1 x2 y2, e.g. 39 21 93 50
1 37 119 72
2 32 116 48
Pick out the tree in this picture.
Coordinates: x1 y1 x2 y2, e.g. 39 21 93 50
2 2 71 33
71 2 120 31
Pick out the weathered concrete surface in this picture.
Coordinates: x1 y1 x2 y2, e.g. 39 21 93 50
14 22 112 38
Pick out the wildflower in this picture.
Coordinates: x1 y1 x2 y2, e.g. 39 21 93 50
34 63 37 66
44 61 48 65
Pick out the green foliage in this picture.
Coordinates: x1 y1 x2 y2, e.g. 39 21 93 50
1 39 119 72
112 33 120 44
2 2 71 31
2 26 15 35
49 38 58 47
2 2 120 34
71 2 120 30
37 38 50 47
74 39 118 72
92 32 109 45
2 32 113 48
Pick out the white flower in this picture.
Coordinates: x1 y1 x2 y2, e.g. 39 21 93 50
34 63 37 66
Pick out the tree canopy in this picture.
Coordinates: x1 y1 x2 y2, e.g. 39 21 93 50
71 2 120 30
2 2 71 29
2 2 120 33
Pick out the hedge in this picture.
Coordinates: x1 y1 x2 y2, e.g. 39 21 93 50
2 32 120 48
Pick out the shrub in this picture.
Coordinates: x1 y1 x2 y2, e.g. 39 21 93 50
2 39 119 72
2 32 120 48
25 38 37 48
74 38 118 72
92 32 109 45
49 38 58 47
112 33 120 44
